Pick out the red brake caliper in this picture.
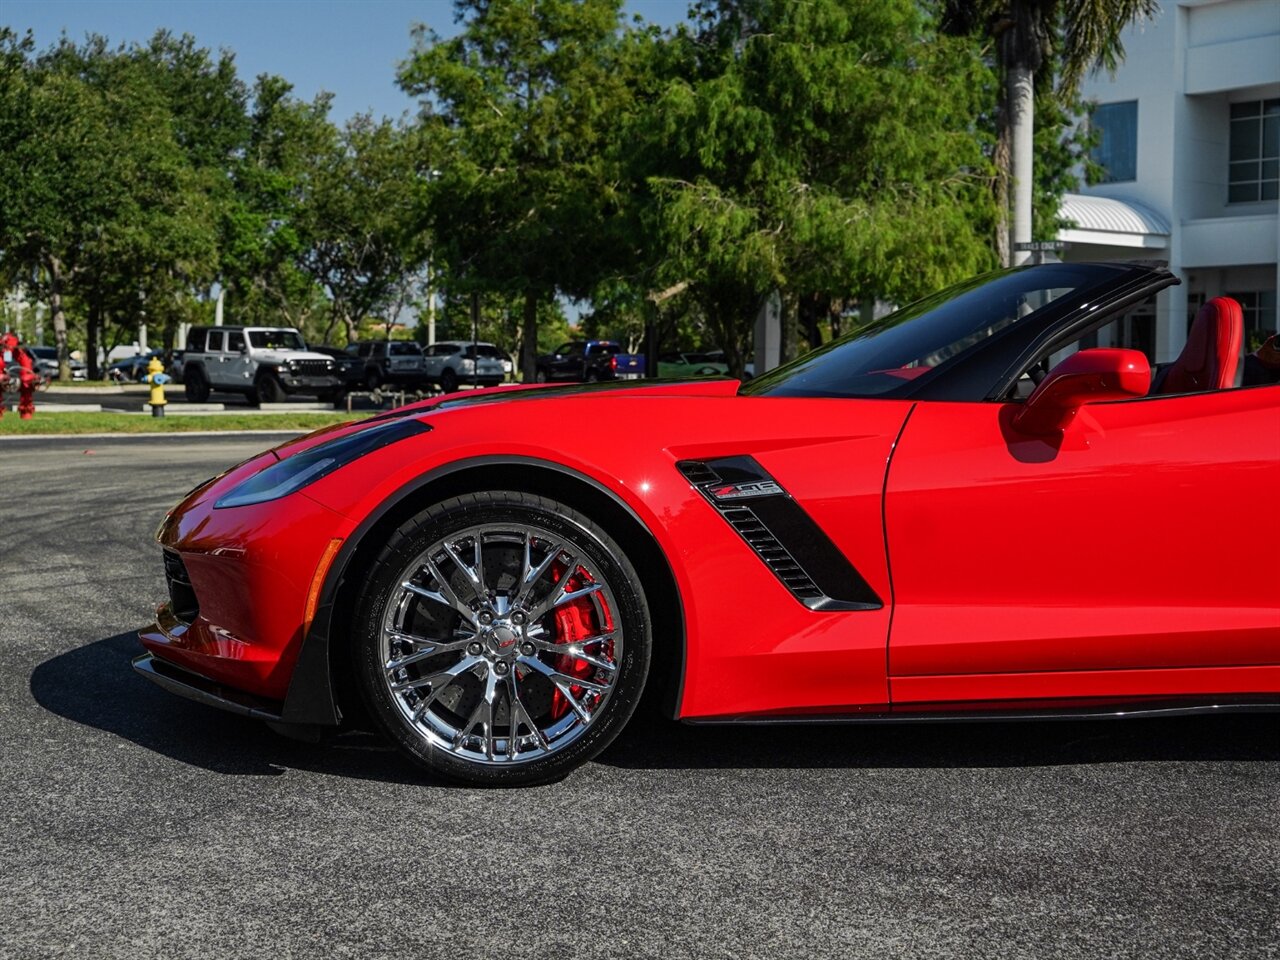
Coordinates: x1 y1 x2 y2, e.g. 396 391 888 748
547 563 614 721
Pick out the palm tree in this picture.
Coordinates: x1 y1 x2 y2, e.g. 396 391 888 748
945 0 1158 266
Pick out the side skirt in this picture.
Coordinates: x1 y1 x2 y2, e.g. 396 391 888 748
681 698 1280 725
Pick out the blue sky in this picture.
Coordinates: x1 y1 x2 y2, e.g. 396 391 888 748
5 0 693 121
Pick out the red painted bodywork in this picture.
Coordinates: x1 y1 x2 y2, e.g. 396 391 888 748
144 376 1280 720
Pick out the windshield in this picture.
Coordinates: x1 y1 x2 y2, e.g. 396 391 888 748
248 329 306 351
741 264 1123 399
389 342 421 356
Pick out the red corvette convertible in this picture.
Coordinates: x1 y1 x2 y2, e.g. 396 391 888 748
136 262 1280 784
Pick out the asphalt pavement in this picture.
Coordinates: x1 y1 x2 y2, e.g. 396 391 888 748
1 435 1277 959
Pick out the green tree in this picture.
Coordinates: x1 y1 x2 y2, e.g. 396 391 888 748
398 0 635 381
627 0 999 374
221 75 334 334
0 31 225 377
296 116 427 344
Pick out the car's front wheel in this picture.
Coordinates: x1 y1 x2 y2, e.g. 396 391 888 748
351 491 650 786
255 372 286 405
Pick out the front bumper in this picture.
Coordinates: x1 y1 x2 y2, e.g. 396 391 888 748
142 474 356 704
280 374 341 393
132 650 284 721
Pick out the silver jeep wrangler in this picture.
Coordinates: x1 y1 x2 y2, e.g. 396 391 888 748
182 326 341 406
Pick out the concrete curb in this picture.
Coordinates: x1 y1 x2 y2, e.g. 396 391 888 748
0 430 311 442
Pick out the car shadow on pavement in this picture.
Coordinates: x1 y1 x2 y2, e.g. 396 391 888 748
30 631 429 785
31 632 1280 780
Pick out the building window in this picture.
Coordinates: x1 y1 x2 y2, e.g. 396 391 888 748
1228 99 1279 203
1091 101 1138 183
1226 290 1279 350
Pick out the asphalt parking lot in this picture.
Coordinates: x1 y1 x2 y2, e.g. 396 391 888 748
2 434 1277 959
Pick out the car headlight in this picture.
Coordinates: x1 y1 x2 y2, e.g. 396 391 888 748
214 417 431 509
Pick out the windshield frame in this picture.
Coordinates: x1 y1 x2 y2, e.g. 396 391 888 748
739 262 1173 403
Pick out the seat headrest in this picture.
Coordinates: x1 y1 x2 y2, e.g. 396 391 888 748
1157 296 1243 395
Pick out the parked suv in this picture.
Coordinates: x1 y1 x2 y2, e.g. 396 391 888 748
347 340 427 390
182 326 340 405
423 341 507 392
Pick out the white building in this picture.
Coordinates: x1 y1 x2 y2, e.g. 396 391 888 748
1059 0 1279 363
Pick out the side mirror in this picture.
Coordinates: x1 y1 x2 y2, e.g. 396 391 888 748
1013 348 1150 435
239 343 249 355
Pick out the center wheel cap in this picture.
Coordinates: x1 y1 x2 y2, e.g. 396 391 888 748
484 621 519 654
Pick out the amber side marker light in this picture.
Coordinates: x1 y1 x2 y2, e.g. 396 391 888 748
304 538 344 637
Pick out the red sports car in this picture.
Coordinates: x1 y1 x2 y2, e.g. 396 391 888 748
136 262 1280 785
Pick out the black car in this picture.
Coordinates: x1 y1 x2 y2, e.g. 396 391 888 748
312 347 365 391
346 340 427 389
106 350 168 383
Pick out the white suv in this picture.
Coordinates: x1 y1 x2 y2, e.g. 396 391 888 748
423 341 508 392
182 326 340 405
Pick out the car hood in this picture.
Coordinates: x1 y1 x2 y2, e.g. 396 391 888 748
268 377 741 460
256 350 335 364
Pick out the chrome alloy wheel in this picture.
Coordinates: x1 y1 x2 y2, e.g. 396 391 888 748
379 522 623 765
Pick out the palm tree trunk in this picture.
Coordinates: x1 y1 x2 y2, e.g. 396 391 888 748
1008 65 1035 266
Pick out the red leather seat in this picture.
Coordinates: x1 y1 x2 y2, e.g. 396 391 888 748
1154 296 1243 395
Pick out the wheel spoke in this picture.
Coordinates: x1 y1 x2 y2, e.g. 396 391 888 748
404 560 474 623
520 653 609 698
442 538 485 605
392 654 481 695
515 533 563 606
452 682 489 750
507 671 550 754
481 668 499 761
530 633 616 672
525 556 596 620
384 635 474 672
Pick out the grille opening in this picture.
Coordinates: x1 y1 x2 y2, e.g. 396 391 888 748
290 359 333 377
164 551 200 624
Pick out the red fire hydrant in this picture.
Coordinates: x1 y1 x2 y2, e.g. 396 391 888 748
0 333 10 420
1 333 41 419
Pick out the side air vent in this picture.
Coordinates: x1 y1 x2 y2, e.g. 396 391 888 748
676 457 882 611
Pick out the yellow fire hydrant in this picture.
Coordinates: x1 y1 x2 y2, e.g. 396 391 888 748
144 355 171 417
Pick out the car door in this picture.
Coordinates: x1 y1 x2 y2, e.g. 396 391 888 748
422 344 443 381
884 384 1280 706
224 330 252 386
204 330 228 385
551 342 582 380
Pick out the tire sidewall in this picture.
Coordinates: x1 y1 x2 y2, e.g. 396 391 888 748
351 491 651 786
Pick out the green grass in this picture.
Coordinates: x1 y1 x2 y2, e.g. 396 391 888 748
0 411 363 435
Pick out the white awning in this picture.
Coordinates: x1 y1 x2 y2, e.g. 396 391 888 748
1057 193 1170 249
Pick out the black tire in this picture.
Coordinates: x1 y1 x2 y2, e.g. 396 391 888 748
255 372 286 405
535 369 549 383
365 368 381 391
440 367 459 394
351 491 651 786
320 387 347 409
585 370 600 383
183 367 211 403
